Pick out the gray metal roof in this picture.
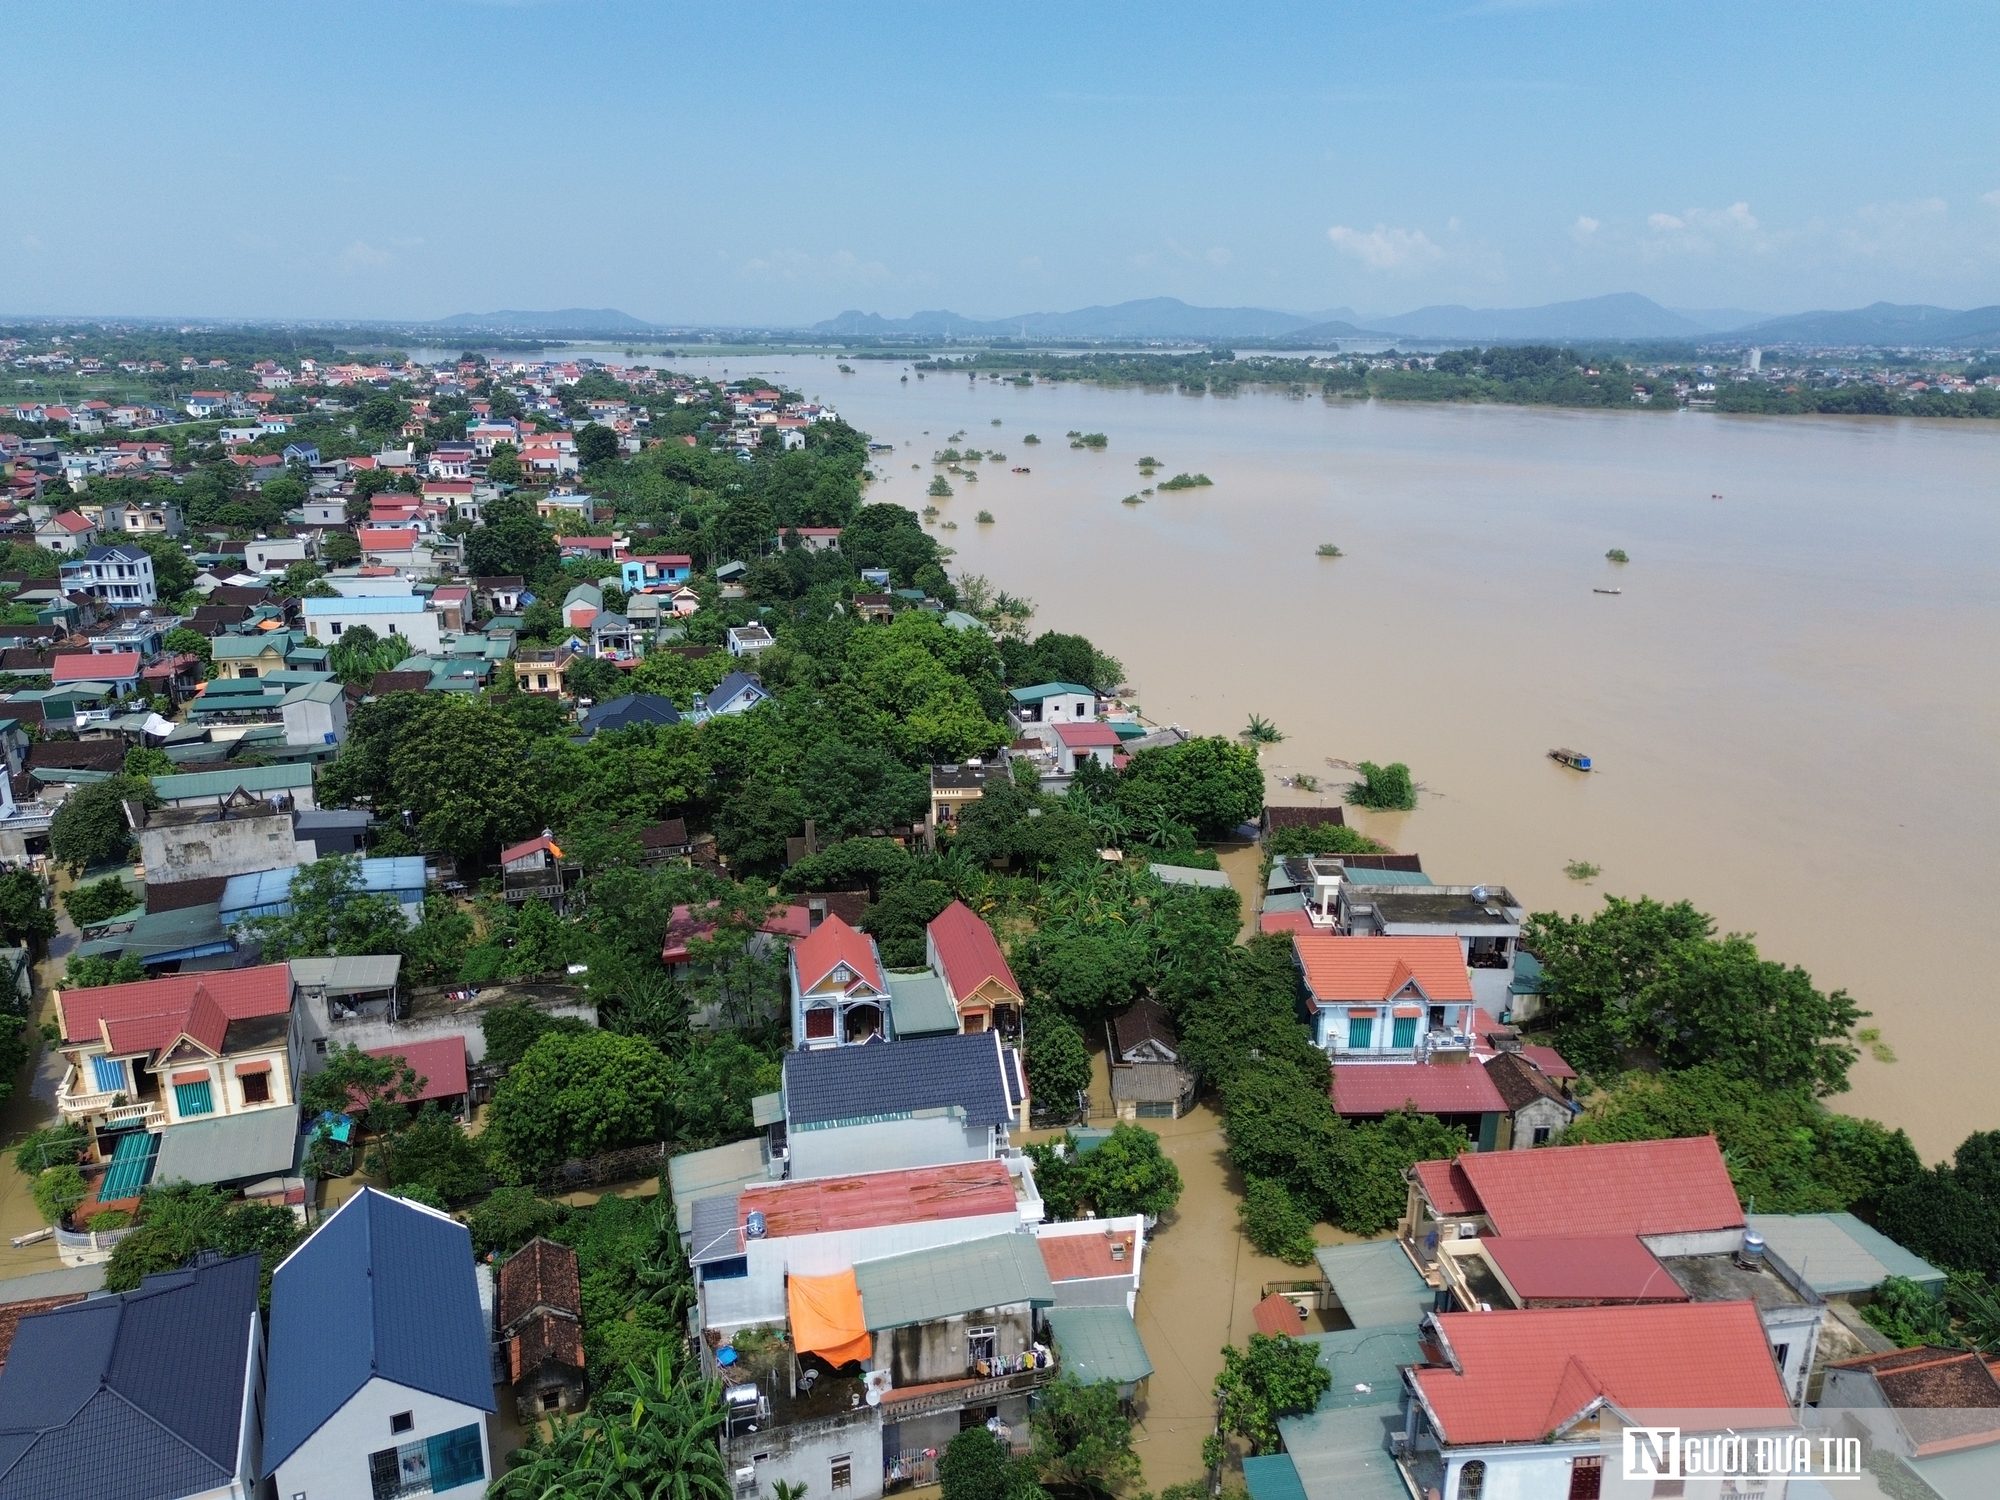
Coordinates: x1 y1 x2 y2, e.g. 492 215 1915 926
885 970 959 1037
667 1139 768 1235
1147 862 1234 890
1045 1305 1153 1386
152 764 312 801
0 1254 262 1500
286 955 403 993
783 1032 1014 1131
1749 1212 1946 1297
154 1108 300 1188
263 1189 494 1476
1313 1240 1431 1330
689 1193 744 1266
0 1266 104 1307
854 1232 1054 1331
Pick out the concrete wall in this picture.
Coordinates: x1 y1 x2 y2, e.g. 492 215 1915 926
300 997 598 1072
272 1377 491 1500
786 1115 989 1181
732 1408 883 1500
140 812 302 883
877 1304 1033 1387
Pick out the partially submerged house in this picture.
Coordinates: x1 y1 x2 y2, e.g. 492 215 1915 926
497 1237 586 1422
1105 998 1198 1120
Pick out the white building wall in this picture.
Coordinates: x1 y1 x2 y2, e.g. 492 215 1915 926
272 1377 491 1500
304 604 443 653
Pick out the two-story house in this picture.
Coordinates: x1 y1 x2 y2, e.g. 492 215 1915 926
264 1189 495 1500
53 964 300 1164
34 510 96 553
790 914 891 1048
498 833 566 907
1007 682 1097 735
620 553 693 592
1295 933 1475 1056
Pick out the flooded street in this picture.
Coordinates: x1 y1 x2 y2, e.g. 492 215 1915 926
673 352 2000 1160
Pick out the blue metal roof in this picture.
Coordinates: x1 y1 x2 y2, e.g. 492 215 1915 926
0 1254 262 1500
263 1189 494 1477
219 857 425 922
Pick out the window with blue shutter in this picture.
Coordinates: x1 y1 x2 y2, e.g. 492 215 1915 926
173 1080 214 1116
91 1056 126 1094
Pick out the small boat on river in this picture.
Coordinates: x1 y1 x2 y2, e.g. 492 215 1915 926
1593 587 1622 595
1549 748 1593 771
1011 466 1031 473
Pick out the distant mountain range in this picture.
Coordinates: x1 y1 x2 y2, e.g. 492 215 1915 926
425 295 2000 347
432 308 659 333
1727 301 2000 347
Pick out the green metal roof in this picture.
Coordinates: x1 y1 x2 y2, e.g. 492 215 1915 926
1044 1305 1153 1387
1275 1326 1426 1500
940 611 990 634
151 763 313 801
1748 1212 1946 1297
282 681 345 705
1339 867 1436 887
855 1233 1055 1331
1008 682 1093 703
886 970 959 1038
74 903 231 963
1314 1240 1431 1330
210 635 288 659
1242 1455 1310 1500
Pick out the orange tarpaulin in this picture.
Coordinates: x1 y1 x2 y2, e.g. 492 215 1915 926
787 1270 872 1368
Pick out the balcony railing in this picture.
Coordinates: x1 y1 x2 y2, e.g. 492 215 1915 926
56 1072 166 1131
877 1363 1057 1422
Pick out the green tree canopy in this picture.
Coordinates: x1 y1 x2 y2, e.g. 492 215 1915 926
49 775 155 874
244 854 408 961
486 1027 674 1176
1206 1334 1333 1466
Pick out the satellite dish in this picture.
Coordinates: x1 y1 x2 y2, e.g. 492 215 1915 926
866 1387 881 1407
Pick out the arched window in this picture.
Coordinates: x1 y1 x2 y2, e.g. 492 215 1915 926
1457 1460 1486 1500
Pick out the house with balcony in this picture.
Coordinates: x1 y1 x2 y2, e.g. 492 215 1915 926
927 761 996 847
926 900 1023 1039
1006 682 1097 735
53 965 300 1172
498 833 567 907
1398 1302 1799 1500
60 544 156 608
1295 933 1476 1056
789 914 890 1049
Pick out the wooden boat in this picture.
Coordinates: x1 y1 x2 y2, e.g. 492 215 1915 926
1549 748 1593 771
1011 466 1031 473
1593 587 1622 595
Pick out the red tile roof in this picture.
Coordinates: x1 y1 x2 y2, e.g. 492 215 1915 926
927 901 1020 1006
1293 934 1473 1004
1521 1044 1576 1080
1036 1230 1136 1284
1054 721 1121 748
740 1160 1016 1238
46 513 94 534
1449 1137 1744 1239
52 652 140 683
1413 1158 1483 1217
59 964 294 1049
661 901 808 964
1331 1061 1506 1117
1414 1303 1790 1444
790 913 883 995
1259 909 1316 936
1480 1234 1690 1304
360 528 418 550
365 1036 468 1104
499 833 560 867
1254 1292 1311 1338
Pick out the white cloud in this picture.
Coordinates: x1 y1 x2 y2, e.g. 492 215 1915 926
738 248 892 285
1019 256 1043 272
1980 189 2000 209
1648 212 1684 231
1447 216 1462 233
337 240 391 272
1326 223 1445 272
1571 215 1600 238
1206 246 1232 267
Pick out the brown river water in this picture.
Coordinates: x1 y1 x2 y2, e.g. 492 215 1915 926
668 353 2000 1161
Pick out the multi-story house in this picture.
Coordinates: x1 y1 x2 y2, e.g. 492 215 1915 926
53 965 301 1176
59 544 156 608
925 900 1025 1039
620 553 693 592
789 914 891 1049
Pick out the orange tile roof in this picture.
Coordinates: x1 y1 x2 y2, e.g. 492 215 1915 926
1447 1137 1744 1239
1292 934 1472 1004
1036 1230 1136 1284
790 913 883 995
1254 1292 1311 1338
740 1160 1016 1238
1413 1303 1791 1444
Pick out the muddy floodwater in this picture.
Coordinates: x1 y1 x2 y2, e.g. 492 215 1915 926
666 351 2000 1160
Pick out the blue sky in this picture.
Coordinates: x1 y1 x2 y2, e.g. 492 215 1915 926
5 2 1998 324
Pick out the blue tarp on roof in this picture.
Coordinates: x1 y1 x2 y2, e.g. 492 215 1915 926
263 1189 494 1477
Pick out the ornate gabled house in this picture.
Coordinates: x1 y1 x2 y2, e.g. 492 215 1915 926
788 914 890 1048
